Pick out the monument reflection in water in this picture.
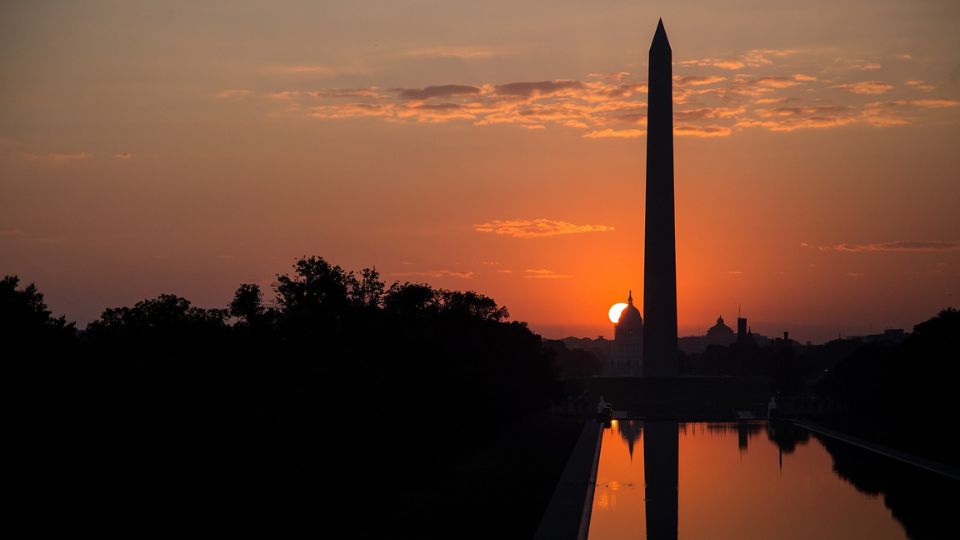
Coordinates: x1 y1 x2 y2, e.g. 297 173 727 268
588 421 946 540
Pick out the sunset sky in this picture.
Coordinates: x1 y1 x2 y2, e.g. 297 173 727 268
2 0 959 342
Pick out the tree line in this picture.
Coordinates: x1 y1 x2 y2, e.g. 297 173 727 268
3 256 566 534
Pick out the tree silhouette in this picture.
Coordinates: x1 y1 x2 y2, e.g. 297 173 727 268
3 258 571 536
229 283 264 325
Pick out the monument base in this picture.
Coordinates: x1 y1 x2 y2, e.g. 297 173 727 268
584 376 773 420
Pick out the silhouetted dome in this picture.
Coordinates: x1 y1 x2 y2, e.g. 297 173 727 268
706 315 736 345
617 291 643 330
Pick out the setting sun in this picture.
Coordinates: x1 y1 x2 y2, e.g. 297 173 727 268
608 303 629 324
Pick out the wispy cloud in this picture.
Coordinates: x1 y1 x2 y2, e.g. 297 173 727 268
821 241 960 253
390 269 476 279
833 81 895 95
678 48 800 71
583 128 645 139
23 152 92 162
311 88 385 99
475 218 613 239
680 58 746 70
676 125 732 137
524 269 573 279
886 98 960 108
400 46 501 60
397 85 481 100
113 152 133 160
216 89 254 100
232 47 957 137
269 65 369 78
675 75 727 87
905 80 936 92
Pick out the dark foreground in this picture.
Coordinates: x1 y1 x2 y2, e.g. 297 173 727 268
3 260 581 537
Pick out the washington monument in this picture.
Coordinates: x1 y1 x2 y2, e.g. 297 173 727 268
642 19 679 377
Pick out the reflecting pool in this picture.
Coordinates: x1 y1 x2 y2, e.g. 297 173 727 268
587 420 953 540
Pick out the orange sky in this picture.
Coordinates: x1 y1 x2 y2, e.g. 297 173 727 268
2 1 959 342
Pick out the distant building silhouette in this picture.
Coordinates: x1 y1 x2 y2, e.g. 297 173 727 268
609 291 643 375
642 19 679 377
678 310 768 354
705 316 736 347
736 316 751 344
847 328 907 346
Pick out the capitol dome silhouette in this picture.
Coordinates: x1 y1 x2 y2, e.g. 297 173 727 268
617 291 643 334
609 290 644 375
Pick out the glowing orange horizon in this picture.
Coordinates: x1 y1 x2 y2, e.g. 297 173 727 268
1 4 957 344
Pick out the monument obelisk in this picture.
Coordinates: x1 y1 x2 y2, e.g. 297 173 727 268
642 19 679 377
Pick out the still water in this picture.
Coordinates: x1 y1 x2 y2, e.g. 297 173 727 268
587 421 949 540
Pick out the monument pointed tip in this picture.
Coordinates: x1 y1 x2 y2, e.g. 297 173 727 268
651 18 671 51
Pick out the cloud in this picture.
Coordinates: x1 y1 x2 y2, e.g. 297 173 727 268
674 107 744 121
740 106 859 131
277 65 338 75
400 46 500 60
267 91 301 101
494 80 585 98
589 71 632 82
474 218 613 239
676 125 732 137
397 85 482 100
675 75 727 86
679 58 746 70
246 50 948 137
678 48 799 71
267 64 369 79
23 152 92 162
524 269 573 279
905 80 936 92
390 270 476 279
311 88 385 99
834 81 895 94
904 99 960 108
755 97 800 105
753 76 802 89
310 102 396 119
854 98 960 126
583 128 645 139
822 241 959 253
113 152 133 159
216 89 253 100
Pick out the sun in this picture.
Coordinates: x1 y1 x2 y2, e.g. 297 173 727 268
608 302 629 324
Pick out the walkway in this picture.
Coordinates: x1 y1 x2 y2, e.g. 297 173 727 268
534 420 604 540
